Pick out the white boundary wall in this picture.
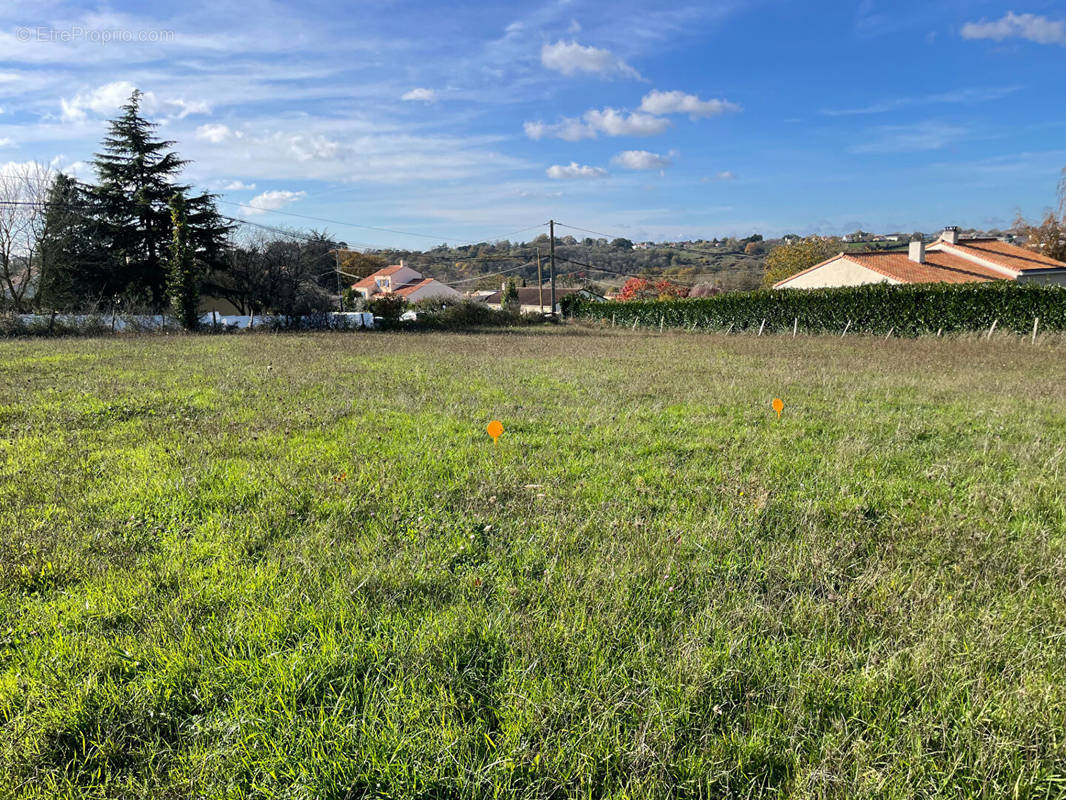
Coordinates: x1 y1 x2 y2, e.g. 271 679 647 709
13 311 374 331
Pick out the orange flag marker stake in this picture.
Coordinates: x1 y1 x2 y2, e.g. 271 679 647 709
487 419 504 445
772 398 784 419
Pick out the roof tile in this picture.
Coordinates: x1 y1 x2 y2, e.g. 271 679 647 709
351 264 411 291
393 278 435 297
931 239 1066 273
844 251 1006 283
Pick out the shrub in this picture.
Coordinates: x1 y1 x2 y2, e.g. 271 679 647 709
566 282 1066 335
340 288 364 311
367 294 407 320
501 279 520 308
558 292 586 317
396 299 547 330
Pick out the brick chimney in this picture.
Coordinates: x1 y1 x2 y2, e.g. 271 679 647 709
909 238 925 263
942 226 960 245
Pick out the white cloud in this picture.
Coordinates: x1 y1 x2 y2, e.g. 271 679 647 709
222 180 256 190
612 150 672 170
540 40 642 80
162 98 211 118
851 121 969 154
61 81 210 122
929 86 1021 104
242 189 307 215
523 121 551 140
700 171 736 183
0 137 12 148
638 90 741 118
401 87 438 103
285 133 340 161
60 80 137 121
961 12 1066 46
182 118 525 185
0 160 38 180
61 160 91 179
546 162 607 179
821 86 1019 116
524 118 596 141
196 123 237 143
525 93 736 144
526 108 670 141
584 108 669 136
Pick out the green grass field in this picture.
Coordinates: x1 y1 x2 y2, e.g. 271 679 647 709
2 329 1065 799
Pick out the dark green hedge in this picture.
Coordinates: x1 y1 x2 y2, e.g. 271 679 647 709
564 282 1066 335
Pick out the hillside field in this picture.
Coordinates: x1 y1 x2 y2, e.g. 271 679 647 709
2 329 1065 798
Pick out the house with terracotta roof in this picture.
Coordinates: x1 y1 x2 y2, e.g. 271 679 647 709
773 227 1066 290
351 261 461 303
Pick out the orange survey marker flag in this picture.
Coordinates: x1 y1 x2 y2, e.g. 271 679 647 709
772 398 784 418
487 420 504 444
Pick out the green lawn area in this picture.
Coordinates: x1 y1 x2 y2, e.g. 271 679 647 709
2 329 1065 798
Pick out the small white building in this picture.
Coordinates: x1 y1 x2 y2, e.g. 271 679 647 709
774 227 1066 289
351 261 461 303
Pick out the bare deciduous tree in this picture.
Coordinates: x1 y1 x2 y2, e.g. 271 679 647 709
203 227 335 315
0 161 54 312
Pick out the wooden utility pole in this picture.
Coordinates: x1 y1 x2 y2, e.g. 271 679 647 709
549 220 557 317
537 247 544 314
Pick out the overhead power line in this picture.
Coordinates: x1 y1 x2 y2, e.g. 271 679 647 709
447 262 536 285
0 198 537 261
553 254 718 287
482 223 549 242
0 199 721 287
0 198 545 289
216 199 476 245
553 221 627 241
221 213 362 246
215 199 547 248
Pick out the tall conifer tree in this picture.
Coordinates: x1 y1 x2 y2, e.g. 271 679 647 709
36 173 111 309
91 89 229 309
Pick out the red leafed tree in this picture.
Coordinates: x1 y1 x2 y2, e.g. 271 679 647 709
617 277 652 300
618 276 689 301
655 279 689 299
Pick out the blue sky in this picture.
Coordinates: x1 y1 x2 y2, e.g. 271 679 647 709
1 0 1064 248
